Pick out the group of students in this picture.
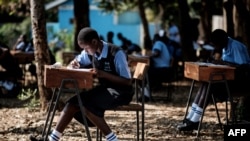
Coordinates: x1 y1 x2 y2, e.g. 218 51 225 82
0 42 23 98
0 34 36 98
106 31 142 55
0 33 57 98
28 27 250 141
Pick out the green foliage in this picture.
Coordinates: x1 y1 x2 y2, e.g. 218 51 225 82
49 29 74 51
18 88 40 108
93 0 180 25
48 29 74 63
0 17 31 47
0 0 18 5
93 0 138 13
18 88 36 100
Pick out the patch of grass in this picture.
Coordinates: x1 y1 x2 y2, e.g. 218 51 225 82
17 88 40 108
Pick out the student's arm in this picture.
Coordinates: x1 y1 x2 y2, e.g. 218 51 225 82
95 50 132 86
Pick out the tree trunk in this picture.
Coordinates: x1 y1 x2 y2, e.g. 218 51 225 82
178 0 197 61
30 0 52 112
200 0 213 42
224 0 234 37
138 0 152 50
233 0 250 121
234 0 250 49
73 0 90 52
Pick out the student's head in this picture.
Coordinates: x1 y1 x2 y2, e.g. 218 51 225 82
20 34 27 39
77 27 100 55
211 29 228 50
107 31 114 38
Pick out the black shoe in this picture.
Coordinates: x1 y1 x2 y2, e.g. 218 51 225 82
29 135 48 141
138 96 150 103
182 118 189 124
177 118 189 126
177 120 199 131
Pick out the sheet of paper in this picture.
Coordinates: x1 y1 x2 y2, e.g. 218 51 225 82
193 62 233 68
66 66 92 72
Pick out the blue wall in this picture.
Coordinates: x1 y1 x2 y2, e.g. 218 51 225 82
48 0 157 48
90 10 141 47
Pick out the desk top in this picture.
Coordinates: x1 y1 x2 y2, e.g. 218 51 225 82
44 65 95 89
184 62 235 81
186 62 235 69
10 50 34 64
128 54 150 67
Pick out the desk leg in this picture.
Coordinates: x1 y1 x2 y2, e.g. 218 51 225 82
41 79 92 141
196 81 211 138
76 91 92 141
211 93 223 130
43 87 63 141
183 80 195 121
63 79 92 141
224 80 234 124
41 88 57 138
145 74 152 101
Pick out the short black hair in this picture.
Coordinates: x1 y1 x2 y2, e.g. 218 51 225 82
77 27 100 43
211 29 228 45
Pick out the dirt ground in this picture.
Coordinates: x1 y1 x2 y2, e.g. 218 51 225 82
0 79 228 141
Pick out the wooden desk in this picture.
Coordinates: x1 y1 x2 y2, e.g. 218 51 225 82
127 55 152 101
128 55 150 68
10 50 35 86
184 61 235 81
43 65 94 141
44 65 94 89
10 50 34 64
183 62 235 137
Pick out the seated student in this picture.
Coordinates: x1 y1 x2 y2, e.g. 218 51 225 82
117 32 128 50
125 40 142 55
177 29 250 131
0 44 23 98
13 34 28 51
106 31 114 44
143 30 174 101
30 27 134 141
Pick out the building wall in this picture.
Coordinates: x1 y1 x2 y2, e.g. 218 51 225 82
90 9 141 47
47 0 157 49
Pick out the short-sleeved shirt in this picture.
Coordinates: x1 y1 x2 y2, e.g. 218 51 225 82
75 41 131 79
68 41 134 118
222 37 250 65
151 41 172 68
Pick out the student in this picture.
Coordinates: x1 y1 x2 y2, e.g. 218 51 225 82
13 34 28 51
177 29 250 131
0 44 23 98
125 39 142 55
31 27 134 141
107 31 114 44
143 31 174 102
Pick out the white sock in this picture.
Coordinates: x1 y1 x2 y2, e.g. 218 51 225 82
106 132 118 141
190 106 203 123
49 130 62 141
186 103 198 120
144 86 150 97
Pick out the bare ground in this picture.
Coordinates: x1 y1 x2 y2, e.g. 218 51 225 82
0 79 228 141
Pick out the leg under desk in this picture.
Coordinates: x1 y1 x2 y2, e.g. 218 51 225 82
42 79 92 141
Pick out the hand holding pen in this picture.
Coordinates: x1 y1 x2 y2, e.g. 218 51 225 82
68 59 80 69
